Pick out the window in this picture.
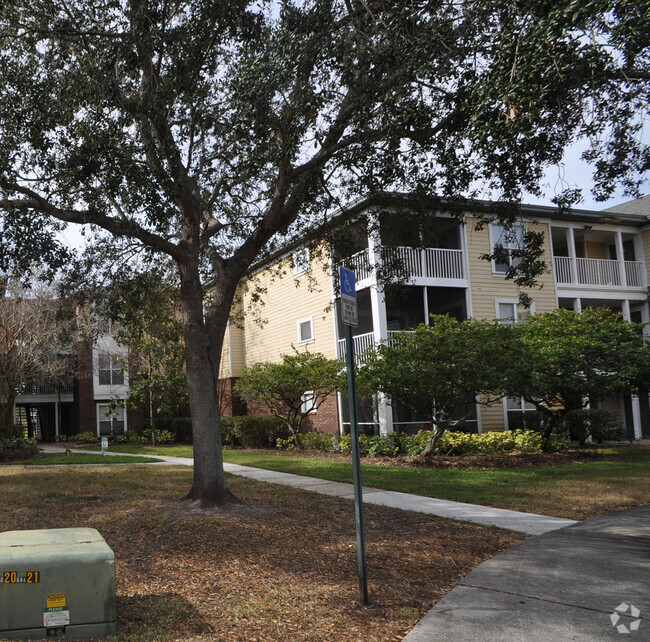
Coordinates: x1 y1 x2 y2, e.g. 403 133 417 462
293 248 310 277
300 391 317 414
97 404 125 437
505 396 538 430
98 353 124 386
490 223 525 274
496 299 536 429
297 317 314 345
495 300 534 325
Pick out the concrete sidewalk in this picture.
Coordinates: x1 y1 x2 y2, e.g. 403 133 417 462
39 444 575 535
404 505 650 641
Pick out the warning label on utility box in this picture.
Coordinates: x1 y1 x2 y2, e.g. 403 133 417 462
46 593 66 608
43 606 70 627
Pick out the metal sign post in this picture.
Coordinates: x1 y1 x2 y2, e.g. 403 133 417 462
339 267 369 605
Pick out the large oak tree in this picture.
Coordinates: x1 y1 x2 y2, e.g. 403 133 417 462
0 1 648 505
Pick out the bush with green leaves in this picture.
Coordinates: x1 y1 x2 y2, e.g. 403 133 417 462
62 431 99 444
563 409 628 444
279 428 569 457
368 434 401 457
222 415 289 449
152 417 193 443
234 351 343 448
0 436 38 461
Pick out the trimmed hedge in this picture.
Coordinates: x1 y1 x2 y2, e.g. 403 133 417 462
278 428 569 456
151 415 290 448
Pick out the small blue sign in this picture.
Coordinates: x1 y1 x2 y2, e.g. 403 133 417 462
340 267 356 298
339 267 357 327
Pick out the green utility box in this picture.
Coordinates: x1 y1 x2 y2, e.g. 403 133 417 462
0 528 116 639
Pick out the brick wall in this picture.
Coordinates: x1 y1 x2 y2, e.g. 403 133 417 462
306 392 340 434
74 342 96 434
217 377 247 417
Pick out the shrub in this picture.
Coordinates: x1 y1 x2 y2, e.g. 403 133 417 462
222 415 289 449
67 431 99 444
278 427 570 457
563 409 627 444
153 417 193 443
335 433 371 456
403 428 569 456
0 436 38 461
301 431 337 451
369 434 400 457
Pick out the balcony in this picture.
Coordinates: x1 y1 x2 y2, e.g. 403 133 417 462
554 256 645 289
17 380 74 396
342 247 465 286
336 332 376 363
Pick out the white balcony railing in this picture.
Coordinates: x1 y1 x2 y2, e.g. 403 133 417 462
343 249 373 282
554 256 645 289
625 261 645 288
337 331 376 362
379 246 465 281
340 247 465 284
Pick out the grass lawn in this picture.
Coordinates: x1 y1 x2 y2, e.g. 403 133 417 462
97 443 650 520
0 464 521 641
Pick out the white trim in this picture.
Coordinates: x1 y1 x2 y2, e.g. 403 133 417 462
494 298 535 325
292 247 310 277
297 316 315 345
300 390 317 414
488 222 526 276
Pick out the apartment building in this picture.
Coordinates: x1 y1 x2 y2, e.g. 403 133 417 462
219 193 650 440
14 332 143 441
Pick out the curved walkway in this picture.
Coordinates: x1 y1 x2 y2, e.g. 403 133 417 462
39 445 573 535
404 504 650 641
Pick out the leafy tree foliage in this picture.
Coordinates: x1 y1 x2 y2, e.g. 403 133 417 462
0 1 647 503
358 316 510 458
103 269 189 427
504 308 650 448
234 351 343 448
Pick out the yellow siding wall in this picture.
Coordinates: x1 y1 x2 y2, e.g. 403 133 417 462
465 218 557 431
232 247 336 374
465 218 557 320
219 296 246 379
584 241 609 260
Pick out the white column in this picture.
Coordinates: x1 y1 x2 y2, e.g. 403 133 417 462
55 401 59 439
622 299 631 321
367 212 393 435
567 227 578 284
573 298 582 313
632 397 643 440
615 231 626 286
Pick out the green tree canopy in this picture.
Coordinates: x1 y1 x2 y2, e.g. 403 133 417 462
234 350 343 448
0 1 647 504
102 268 189 423
358 315 510 458
504 308 650 446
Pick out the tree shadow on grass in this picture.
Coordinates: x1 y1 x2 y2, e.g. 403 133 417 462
116 593 212 640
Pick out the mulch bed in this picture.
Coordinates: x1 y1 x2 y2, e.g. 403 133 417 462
0 465 523 641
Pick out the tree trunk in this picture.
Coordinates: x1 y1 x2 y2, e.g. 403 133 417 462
0 393 16 439
421 423 445 460
178 260 239 507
